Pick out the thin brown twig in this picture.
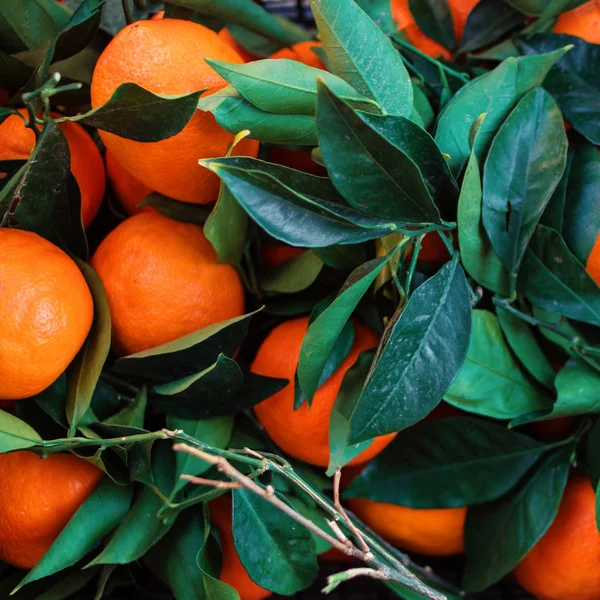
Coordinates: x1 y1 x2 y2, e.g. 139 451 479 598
333 468 371 555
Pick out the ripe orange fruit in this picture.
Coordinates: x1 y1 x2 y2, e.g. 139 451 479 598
513 473 600 600
251 317 396 467
270 41 326 70
0 109 105 228
0 451 103 569
218 27 258 62
0 229 93 400
261 242 305 269
105 150 153 215
91 211 245 356
210 496 271 600
268 146 327 176
554 0 600 43
348 498 466 556
391 0 479 58
404 232 454 265
586 233 600 285
90 18 259 205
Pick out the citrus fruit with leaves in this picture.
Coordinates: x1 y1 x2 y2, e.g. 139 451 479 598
0 229 93 400
513 473 600 600
251 317 396 467
0 451 103 569
0 109 105 228
218 28 258 62
91 211 245 355
90 18 259 205
586 234 600 284
553 0 600 43
210 496 272 600
270 41 326 69
105 150 153 215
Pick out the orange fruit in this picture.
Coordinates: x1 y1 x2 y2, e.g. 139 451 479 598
270 41 326 70
554 0 600 43
391 0 479 58
210 496 271 600
0 451 103 569
268 146 327 176
218 27 258 62
251 317 396 467
150 9 164 20
586 233 600 285
105 150 153 215
0 229 93 400
261 243 305 269
513 473 600 600
90 18 259 205
0 109 105 228
348 498 466 556
90 211 245 356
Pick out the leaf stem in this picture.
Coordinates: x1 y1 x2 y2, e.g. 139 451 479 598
404 234 423 293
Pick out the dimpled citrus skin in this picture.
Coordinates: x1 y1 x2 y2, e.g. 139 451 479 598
90 18 259 205
0 451 103 569
90 211 245 356
0 109 105 228
0 229 93 400
586 233 600 285
348 499 466 556
251 317 397 467
513 474 600 600
105 150 153 215
554 0 600 43
270 41 326 69
391 0 479 59
210 497 272 600
218 27 258 62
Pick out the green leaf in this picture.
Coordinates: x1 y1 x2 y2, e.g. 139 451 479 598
0 119 87 259
66 83 201 142
504 0 586 15
533 306 582 356
497 306 555 389
208 58 378 116
198 87 317 146
261 250 324 294
463 444 572 591
0 409 42 452
66 260 111 435
355 0 397 34
298 257 388 403
460 0 525 54
140 193 211 224
15 478 133 591
233 488 318 595
310 0 413 116
226 23 283 58
516 34 600 145
168 415 234 492
457 133 510 295
0 0 56 51
345 417 548 508
104 387 147 429
520 225 600 326
482 88 568 274
349 257 472 442
203 157 396 247
87 486 172 566
409 0 457 52
412 81 435 129
313 244 367 269
435 49 570 175
316 85 442 224
113 310 260 383
327 350 376 476
445 310 553 419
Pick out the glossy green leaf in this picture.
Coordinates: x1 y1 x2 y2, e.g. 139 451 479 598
317 85 442 224
0 410 42 452
298 257 388 403
497 306 555 389
0 0 56 51
208 58 377 116
233 488 318 595
516 34 600 145
226 23 283 58
355 0 397 34
463 444 572 591
104 387 148 429
520 225 600 326
445 310 553 419
504 0 586 15
15 478 133 591
409 0 456 52
198 87 317 145
412 81 435 129
482 88 568 273
139 193 211 224
66 83 200 142
345 417 548 508
261 250 324 294
435 49 569 175
533 306 583 356
66 260 111 435
539 140 573 233
310 0 413 116
349 258 472 442
313 244 367 269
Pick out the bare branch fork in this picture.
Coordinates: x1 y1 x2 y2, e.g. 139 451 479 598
171 440 448 600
